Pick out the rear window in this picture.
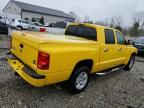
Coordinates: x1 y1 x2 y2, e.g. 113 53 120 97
65 25 97 41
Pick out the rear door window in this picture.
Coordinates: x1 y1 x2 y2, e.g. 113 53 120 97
65 25 97 41
105 29 115 44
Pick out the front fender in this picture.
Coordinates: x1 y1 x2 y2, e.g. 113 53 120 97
125 46 137 64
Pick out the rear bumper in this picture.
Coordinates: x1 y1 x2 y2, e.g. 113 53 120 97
7 53 45 87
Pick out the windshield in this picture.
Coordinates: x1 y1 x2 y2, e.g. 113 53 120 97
65 25 97 41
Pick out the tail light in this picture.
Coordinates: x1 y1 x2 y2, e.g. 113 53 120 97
39 27 46 32
37 51 50 70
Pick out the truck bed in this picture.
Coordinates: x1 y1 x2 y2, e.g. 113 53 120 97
11 31 98 72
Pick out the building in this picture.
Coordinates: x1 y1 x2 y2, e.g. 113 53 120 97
3 0 74 25
0 12 21 24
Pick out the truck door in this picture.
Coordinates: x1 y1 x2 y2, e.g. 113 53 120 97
115 31 127 64
99 29 119 71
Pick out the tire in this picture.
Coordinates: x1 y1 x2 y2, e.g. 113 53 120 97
124 54 135 71
68 66 90 93
17 26 22 30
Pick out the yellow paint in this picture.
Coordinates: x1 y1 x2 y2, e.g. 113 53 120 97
8 23 137 87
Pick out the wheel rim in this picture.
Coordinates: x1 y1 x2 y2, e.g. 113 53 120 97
129 56 135 69
75 72 88 90
17 27 22 30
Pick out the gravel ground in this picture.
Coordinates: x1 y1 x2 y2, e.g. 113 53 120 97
0 48 144 108
0 35 10 49
0 35 144 108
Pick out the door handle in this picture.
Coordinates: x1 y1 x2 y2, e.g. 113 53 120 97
104 48 109 52
20 43 24 48
118 48 122 51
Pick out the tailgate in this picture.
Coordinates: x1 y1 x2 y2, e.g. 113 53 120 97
11 32 40 71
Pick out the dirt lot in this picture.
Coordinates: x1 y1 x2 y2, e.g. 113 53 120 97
0 35 144 108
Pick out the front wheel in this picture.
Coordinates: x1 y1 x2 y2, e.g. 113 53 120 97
124 55 135 71
68 66 90 93
17 26 22 30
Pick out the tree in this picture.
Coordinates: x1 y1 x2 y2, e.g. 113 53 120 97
115 26 122 32
130 22 139 36
95 18 109 26
84 15 91 23
69 11 77 21
110 16 123 28
95 21 105 26
108 16 123 32
83 15 94 24
110 17 115 28
31 17 36 22
39 16 45 25
69 11 81 22
122 28 129 35
132 11 144 36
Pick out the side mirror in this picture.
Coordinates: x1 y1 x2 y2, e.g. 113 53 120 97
127 40 134 45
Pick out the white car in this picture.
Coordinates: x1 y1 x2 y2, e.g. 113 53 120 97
28 22 45 31
0 16 5 23
46 27 65 34
9 19 32 30
0 16 13 25
28 22 65 34
33 22 43 26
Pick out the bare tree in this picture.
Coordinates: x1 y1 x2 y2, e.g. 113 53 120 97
133 11 144 36
110 16 123 28
95 21 105 26
133 11 144 25
84 15 91 23
69 11 81 22
69 11 77 19
95 20 108 26
103 18 110 26
110 17 115 28
115 16 122 26
109 16 123 31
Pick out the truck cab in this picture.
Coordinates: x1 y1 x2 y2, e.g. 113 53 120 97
8 23 137 93
65 24 137 71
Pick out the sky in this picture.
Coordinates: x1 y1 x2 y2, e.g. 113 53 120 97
0 0 144 27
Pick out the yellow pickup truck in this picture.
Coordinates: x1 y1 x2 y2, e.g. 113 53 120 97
7 23 137 93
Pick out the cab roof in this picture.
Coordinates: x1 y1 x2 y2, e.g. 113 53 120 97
68 23 116 31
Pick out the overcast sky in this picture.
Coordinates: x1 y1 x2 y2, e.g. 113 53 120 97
0 0 144 27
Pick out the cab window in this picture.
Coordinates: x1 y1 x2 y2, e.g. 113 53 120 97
116 31 126 44
105 29 115 44
65 25 97 41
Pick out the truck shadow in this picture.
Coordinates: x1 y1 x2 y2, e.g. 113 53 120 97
0 68 131 107
136 55 144 62
90 68 125 83
1 68 125 94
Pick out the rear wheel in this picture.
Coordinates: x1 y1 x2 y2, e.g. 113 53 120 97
124 55 135 71
68 66 90 93
17 26 22 30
